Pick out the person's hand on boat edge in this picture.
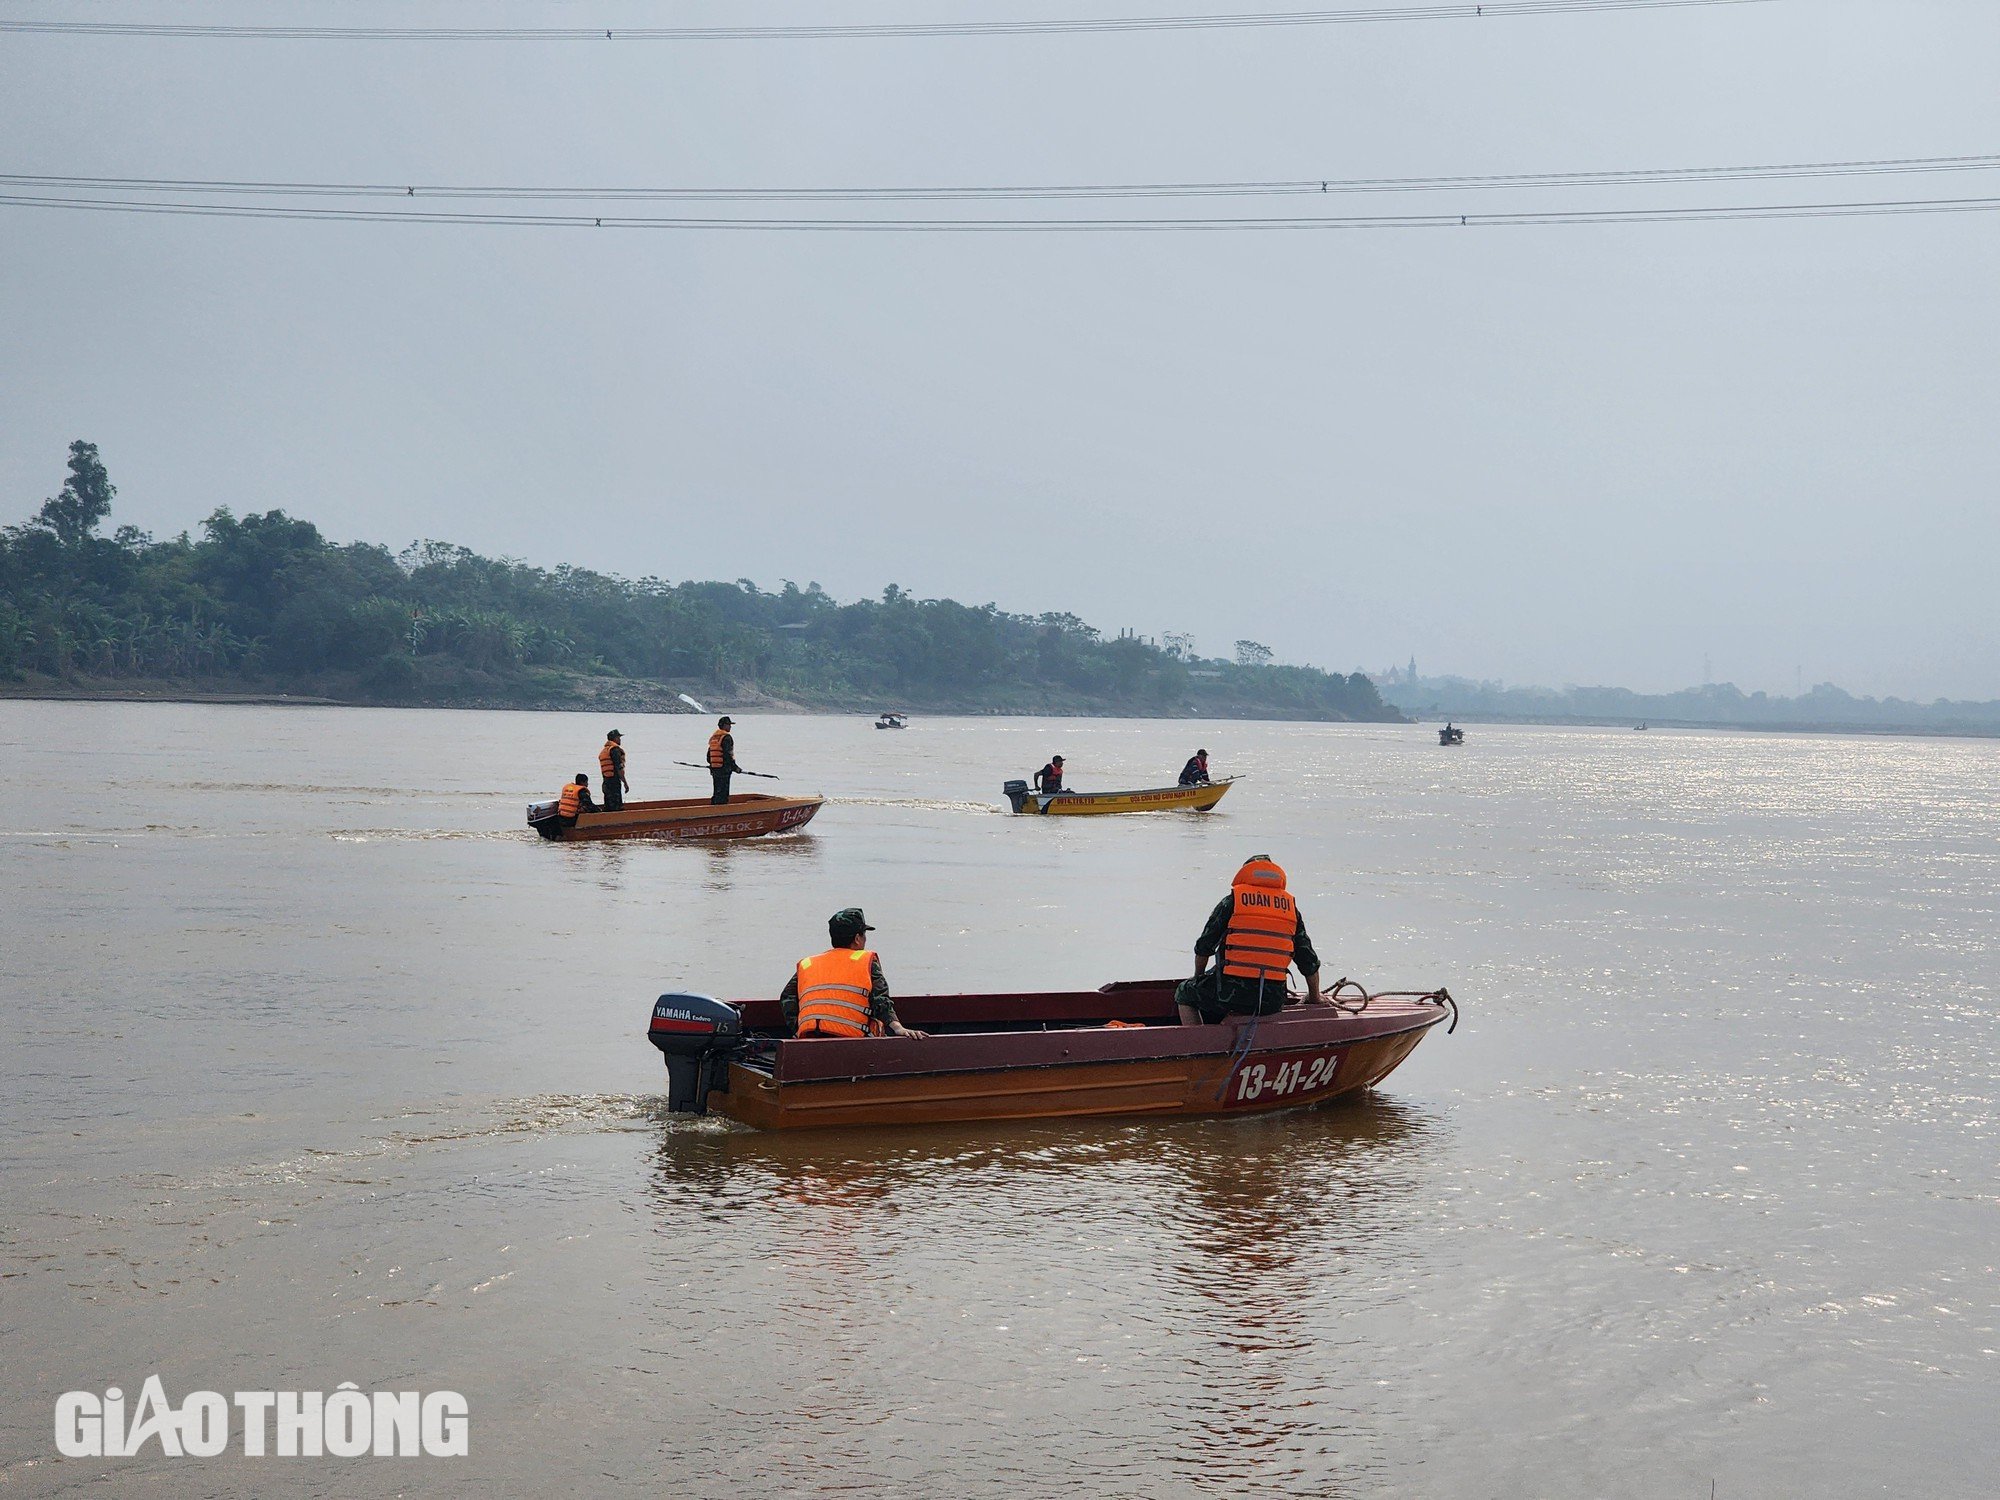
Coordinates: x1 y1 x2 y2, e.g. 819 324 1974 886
886 1020 929 1040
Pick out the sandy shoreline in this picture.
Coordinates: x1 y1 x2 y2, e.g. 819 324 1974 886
6 681 1996 736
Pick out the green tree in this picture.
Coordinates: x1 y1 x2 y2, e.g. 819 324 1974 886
1 436 1411 720
35 441 116 546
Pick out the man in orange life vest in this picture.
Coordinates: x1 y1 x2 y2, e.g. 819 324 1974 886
1175 855 1324 1024
706 716 744 805
599 729 628 811
555 772 596 829
1033 755 1065 793
781 908 927 1039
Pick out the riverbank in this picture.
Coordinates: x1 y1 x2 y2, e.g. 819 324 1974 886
14 674 1999 736
0 669 1410 722
1383 676 2000 739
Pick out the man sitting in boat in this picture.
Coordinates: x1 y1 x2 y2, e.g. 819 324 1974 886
555 772 597 828
1178 749 1211 787
1175 856 1324 1024
1033 755 1065 793
780 908 928 1040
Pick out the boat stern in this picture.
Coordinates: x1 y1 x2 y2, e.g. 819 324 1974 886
646 992 746 1114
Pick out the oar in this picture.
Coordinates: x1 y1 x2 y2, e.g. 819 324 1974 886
673 760 781 780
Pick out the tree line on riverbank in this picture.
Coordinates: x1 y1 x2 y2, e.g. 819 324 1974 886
1380 673 2000 736
0 441 1396 720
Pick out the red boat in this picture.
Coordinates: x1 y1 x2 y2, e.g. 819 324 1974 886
527 792 822 843
646 979 1455 1130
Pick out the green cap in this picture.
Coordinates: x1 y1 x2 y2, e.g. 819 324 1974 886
829 907 875 940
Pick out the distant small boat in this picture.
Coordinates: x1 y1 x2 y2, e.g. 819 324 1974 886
1438 725 1465 746
1002 778 1234 815
646 978 1457 1129
874 712 908 730
1634 722 1649 731
527 792 822 842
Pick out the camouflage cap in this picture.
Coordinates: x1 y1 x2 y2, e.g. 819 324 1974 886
828 907 876 939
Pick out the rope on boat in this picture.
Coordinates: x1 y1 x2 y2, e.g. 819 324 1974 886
1213 976 1271 1101
1218 979 1459 1101
1307 979 1459 1033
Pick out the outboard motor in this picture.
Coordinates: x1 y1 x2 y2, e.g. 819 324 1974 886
526 798 561 839
1002 778 1029 814
645 992 745 1114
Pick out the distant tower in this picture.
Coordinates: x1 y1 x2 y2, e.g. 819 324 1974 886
1407 654 1417 684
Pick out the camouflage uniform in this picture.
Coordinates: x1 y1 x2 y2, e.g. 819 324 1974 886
1175 896 1321 1020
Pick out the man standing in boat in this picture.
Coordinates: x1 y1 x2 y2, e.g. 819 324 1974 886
599 729 628 811
1033 755 1065 793
1176 855 1324 1024
707 716 744 805
781 908 927 1039
1178 749 1211 787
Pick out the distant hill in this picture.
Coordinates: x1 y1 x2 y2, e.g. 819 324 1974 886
1 440 1400 722
1378 673 2000 737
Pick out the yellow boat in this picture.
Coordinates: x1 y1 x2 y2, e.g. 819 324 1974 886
1002 778 1235 816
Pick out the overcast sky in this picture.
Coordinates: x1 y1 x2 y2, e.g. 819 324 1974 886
4 1 1997 699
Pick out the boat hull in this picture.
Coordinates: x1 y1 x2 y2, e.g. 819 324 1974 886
1009 778 1234 816
689 989 1447 1130
532 793 822 843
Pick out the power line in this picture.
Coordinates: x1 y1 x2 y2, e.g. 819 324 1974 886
4 191 1996 230
6 154 1996 204
0 0 1779 43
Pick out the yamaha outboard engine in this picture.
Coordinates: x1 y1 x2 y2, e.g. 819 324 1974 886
646 993 745 1114
526 798 561 839
1002 778 1029 814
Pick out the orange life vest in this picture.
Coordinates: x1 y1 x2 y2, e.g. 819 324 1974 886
795 948 876 1038
707 730 730 769
1221 858 1297 984
599 741 621 780
558 780 585 817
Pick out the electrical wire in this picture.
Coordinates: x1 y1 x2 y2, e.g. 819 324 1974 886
6 154 1996 204
0 0 1780 43
4 190 1996 230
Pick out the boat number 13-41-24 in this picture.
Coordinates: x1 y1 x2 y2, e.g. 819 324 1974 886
1234 1052 1341 1103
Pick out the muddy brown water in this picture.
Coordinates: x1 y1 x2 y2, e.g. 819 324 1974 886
2 702 1995 1496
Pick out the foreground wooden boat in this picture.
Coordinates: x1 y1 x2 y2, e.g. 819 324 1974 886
527 792 822 842
1002 778 1235 816
646 978 1454 1129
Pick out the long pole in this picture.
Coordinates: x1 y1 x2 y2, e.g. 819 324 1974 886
672 759 779 780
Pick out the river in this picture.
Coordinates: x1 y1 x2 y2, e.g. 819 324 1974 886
2 701 1994 1496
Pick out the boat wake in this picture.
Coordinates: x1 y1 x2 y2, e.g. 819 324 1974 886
328 828 525 842
825 795 1001 815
